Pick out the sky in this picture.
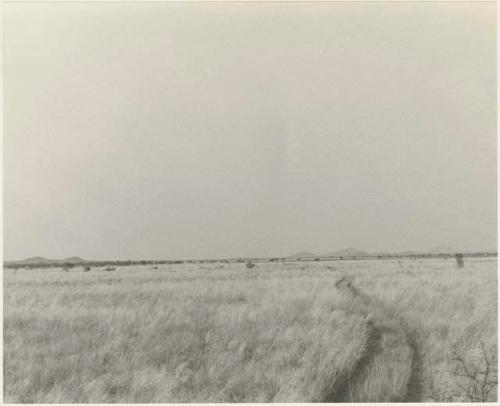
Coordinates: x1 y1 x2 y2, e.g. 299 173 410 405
3 2 497 260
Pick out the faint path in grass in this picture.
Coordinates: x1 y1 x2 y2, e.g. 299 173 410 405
325 274 424 402
404 329 424 402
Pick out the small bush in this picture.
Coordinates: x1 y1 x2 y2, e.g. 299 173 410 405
446 341 497 401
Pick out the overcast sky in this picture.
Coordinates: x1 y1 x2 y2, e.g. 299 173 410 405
4 2 496 260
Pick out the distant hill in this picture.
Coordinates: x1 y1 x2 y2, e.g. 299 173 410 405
288 251 318 259
430 245 455 254
322 247 368 257
397 250 422 256
7 256 87 265
62 256 86 263
20 256 54 264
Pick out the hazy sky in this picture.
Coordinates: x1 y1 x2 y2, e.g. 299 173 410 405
4 2 496 260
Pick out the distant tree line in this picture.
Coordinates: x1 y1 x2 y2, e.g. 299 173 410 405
3 259 185 270
3 251 496 270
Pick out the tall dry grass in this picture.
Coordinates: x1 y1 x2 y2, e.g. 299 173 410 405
350 257 497 401
4 264 369 402
3 257 497 402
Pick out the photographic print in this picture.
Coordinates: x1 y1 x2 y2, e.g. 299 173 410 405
3 1 497 403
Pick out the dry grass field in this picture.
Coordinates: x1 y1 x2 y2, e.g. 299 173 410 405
3 257 497 402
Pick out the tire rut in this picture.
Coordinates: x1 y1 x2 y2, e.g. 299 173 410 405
405 329 424 402
325 274 424 402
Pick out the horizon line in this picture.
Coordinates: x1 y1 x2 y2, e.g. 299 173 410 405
4 249 499 263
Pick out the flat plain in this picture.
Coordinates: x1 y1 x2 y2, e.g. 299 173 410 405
3 257 497 402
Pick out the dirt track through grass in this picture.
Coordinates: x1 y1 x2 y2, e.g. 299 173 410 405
405 329 424 401
328 274 423 402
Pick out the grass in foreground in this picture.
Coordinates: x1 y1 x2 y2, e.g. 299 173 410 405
3 257 497 402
